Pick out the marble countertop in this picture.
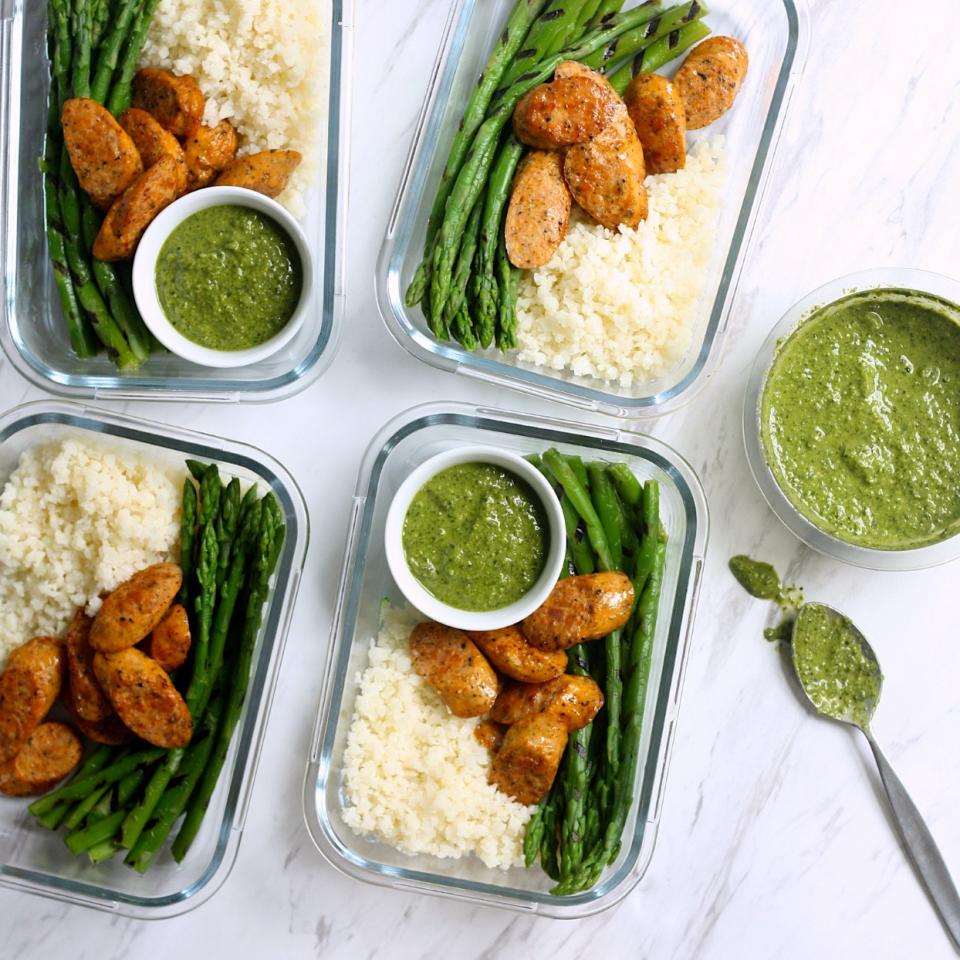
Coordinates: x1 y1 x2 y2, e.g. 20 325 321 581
3 0 960 956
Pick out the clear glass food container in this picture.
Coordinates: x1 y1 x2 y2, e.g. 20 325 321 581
377 0 808 419
0 400 309 917
303 402 707 917
744 267 960 572
0 0 353 402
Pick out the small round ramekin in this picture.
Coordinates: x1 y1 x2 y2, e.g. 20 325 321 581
384 445 566 630
132 186 313 369
743 267 960 572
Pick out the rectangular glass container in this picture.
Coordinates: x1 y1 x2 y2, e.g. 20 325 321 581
0 401 308 917
303 402 707 918
377 0 807 419
0 0 353 402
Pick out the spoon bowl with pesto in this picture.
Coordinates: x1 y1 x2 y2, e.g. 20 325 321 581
791 602 960 949
743 268 960 571
133 187 313 369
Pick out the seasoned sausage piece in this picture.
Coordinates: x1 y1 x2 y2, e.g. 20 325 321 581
564 108 648 230
505 150 572 269
474 718 507 753
513 73 621 149
90 562 182 651
0 722 83 796
489 675 603 731
408 623 499 719
119 107 188 193
468 626 567 683
624 72 687 174
92 156 183 261
132 68 205 137
62 98 143 209
673 36 749 130
68 701 133 746
522 572 635 651
147 603 191 672
0 637 65 763
213 150 303 198
183 120 239 192
65 608 114 723
93 648 192 748
489 712 568 805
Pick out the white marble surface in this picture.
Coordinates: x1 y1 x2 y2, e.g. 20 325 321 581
3 0 960 956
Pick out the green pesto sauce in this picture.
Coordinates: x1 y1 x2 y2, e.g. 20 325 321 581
728 556 804 641
761 289 960 550
156 205 302 351
792 604 882 728
402 462 548 612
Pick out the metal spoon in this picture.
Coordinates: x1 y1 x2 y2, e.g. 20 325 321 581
791 603 960 950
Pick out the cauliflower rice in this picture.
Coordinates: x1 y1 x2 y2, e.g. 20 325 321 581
342 606 534 870
141 0 330 216
0 437 181 666
516 137 727 387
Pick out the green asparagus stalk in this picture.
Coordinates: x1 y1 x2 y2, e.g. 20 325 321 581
106 0 161 115
178 478 198 603
498 0 586 90
65 808 126 856
494 231 520 350
35 800 72 830
70 0 93 98
89 0 142 104
440 196 484 338
61 782 112 832
608 13 710 94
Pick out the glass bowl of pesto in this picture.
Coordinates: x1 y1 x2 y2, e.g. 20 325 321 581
744 268 960 571
132 187 312 369
384 446 566 631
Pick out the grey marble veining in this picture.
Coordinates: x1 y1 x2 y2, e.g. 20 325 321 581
1 0 959 957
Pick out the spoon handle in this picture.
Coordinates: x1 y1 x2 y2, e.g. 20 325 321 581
865 731 960 949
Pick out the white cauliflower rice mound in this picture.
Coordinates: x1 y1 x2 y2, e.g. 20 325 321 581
342 606 534 870
516 137 727 387
0 437 181 666
141 0 330 216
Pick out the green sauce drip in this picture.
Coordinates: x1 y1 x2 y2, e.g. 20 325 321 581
792 605 882 728
761 289 960 550
156 205 302 351
402 462 549 612
729 556 803 640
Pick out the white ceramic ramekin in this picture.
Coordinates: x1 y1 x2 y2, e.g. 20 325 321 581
384 445 566 631
132 186 313 368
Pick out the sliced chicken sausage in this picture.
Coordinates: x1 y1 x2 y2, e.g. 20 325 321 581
0 722 83 797
93 648 192 748
119 107 188 193
147 603 191 672
61 98 143 209
213 150 302 198
504 150 572 269
183 120 239 191
624 72 687 174
468 625 567 683
0 637 65 763
489 712 568 805
513 73 621 149
521 572 634 651
90 562 182 652
673 36 749 130
65 608 114 723
489 675 603 731
133 68 205 138
408 623 499 719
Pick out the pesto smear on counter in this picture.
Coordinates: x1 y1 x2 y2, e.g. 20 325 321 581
761 289 960 550
402 462 548 611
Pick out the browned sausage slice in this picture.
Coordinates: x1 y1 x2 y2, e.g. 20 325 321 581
513 73 621 149
489 713 568 805
213 150 303 198
0 637 65 763
488 676 565 725
624 73 687 174
65 608 114 723
489 675 603 731
92 156 183 261
521 572 635 651
183 120 239 192
0 722 83 796
673 36 749 130
505 150 572 269
90 562 182 652
62 98 143 209
68 703 134 746
468 625 568 682
408 623 499 719
147 603 192 672
119 107 188 193
474 718 507 754
93 648 192 748
133 68 205 138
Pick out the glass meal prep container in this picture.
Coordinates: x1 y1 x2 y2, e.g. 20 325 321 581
0 401 308 918
0 0 353 402
303 402 707 918
377 0 808 419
